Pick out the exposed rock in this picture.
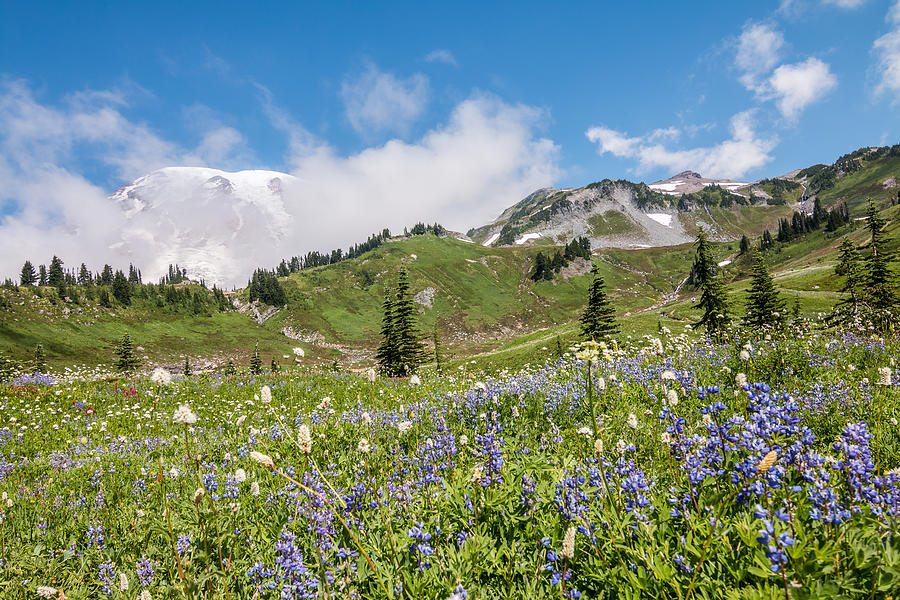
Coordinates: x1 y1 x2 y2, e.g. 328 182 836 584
883 176 898 189
232 298 281 324
414 287 436 309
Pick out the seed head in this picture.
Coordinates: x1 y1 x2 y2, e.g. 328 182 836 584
298 424 312 455
250 451 275 469
757 450 778 474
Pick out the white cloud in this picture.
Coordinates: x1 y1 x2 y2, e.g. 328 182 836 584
340 63 430 136
822 0 867 7
424 49 458 66
586 111 777 179
872 1 900 98
735 23 785 91
0 82 560 285
766 57 837 120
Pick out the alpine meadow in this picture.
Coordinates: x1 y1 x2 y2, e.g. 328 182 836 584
2 2 900 599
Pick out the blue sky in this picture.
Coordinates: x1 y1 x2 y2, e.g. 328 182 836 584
0 0 899 281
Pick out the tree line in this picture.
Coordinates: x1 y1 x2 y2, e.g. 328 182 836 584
530 237 592 282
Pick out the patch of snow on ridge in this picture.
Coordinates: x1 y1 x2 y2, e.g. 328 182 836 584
718 259 732 267
646 213 673 227
648 181 683 193
483 232 500 246
514 233 541 245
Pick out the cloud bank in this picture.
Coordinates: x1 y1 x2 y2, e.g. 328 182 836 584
0 81 559 285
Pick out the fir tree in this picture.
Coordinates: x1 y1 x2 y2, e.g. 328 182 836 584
47 256 64 287
739 235 751 255
375 287 400 376
744 252 786 329
112 270 131 305
691 227 730 339
77 263 92 286
864 199 896 313
33 343 46 374
20 261 36 286
250 342 263 375
580 263 619 340
99 265 113 285
225 359 236 376
834 237 865 319
114 334 140 373
393 269 426 375
183 356 192 376
38 265 48 286
270 356 279 373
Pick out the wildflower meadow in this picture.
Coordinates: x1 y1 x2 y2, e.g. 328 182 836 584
2 327 900 599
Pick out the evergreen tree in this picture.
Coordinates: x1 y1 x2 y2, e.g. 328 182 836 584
834 237 865 319
20 261 36 286
183 355 192 376
112 270 131 305
739 235 751 255
270 356 279 373
77 263 92 286
691 227 731 339
393 269 427 375
744 252 786 329
225 359 236 376
33 343 46 374
47 256 64 287
249 342 263 375
375 287 400 376
100 265 113 285
38 265 48 286
580 263 619 340
864 199 896 313
114 334 140 373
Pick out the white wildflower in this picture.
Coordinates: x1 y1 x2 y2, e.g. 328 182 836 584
627 413 638 430
120 573 129 591
660 432 672 445
702 414 713 427
260 386 272 405
298 425 312 455
596 376 606 391
361 412 372 426
357 438 371 453
236 415 247 427
735 372 748 388
36 587 57 599
397 421 413 435
193 488 205 504
560 526 576 560
173 405 197 425
250 451 275 469
293 347 305 357
140 590 152 600
409 374 421 386
739 350 751 362
366 368 376 383
577 426 593 438
666 389 679 408
660 370 676 381
616 439 626 455
150 367 172 386
470 466 484 483
459 434 468 446
250 481 260 497
594 438 604 455
878 367 892 386
234 468 247 483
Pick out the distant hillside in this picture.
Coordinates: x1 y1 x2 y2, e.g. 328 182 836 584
467 144 900 251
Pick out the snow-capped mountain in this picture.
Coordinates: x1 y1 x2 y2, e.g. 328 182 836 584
108 167 298 284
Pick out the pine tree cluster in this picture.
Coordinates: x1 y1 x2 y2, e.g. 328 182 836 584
248 269 287 306
531 237 592 282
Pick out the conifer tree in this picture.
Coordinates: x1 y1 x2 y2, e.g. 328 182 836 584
580 263 619 340
250 342 263 375
38 265 48 286
20 261 36 286
834 237 864 319
100 265 113 285
270 356 279 373
225 359 236 376
691 227 730 339
739 235 751 255
183 355 192 376
112 270 131 305
47 256 64 287
33 343 46 374
864 199 896 313
393 269 426 375
375 287 399 376
114 334 140 373
744 252 786 329
77 263 92 285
